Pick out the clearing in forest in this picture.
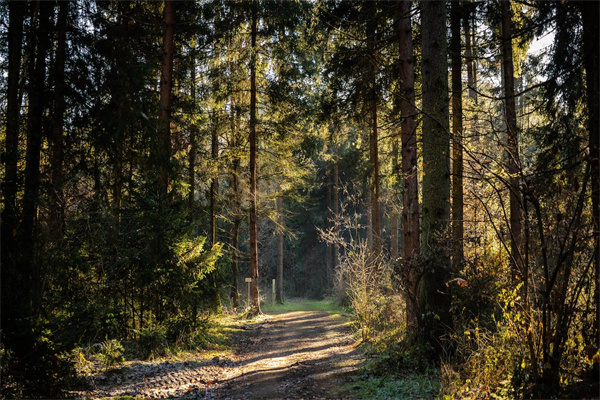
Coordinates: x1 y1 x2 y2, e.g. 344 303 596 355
79 300 365 399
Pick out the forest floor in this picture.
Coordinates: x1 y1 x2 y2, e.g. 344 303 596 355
76 300 367 399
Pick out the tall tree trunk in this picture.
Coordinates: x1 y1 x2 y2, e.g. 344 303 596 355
230 218 240 308
209 113 222 310
111 59 124 223
188 50 197 210
249 0 261 313
210 114 219 245
159 0 175 197
230 154 241 308
230 97 242 308
463 1 477 103
20 0 52 345
113 128 123 222
500 0 523 282
368 14 381 256
333 152 340 271
2 0 25 280
419 0 451 349
391 134 399 261
276 196 284 302
580 0 600 361
397 0 420 330
2 0 24 246
1 0 25 357
49 1 68 234
451 1 464 267
370 102 381 255
366 188 373 248
326 164 333 288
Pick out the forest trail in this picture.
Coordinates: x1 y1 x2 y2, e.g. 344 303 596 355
81 306 364 399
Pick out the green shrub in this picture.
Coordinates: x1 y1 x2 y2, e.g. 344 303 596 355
135 325 168 359
98 339 124 370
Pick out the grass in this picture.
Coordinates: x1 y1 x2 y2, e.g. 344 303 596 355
339 370 441 399
261 298 350 316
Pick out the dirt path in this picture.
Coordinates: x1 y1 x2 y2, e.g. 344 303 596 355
80 310 363 399
215 311 362 399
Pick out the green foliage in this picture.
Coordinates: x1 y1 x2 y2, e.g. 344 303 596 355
0 335 80 399
98 339 125 370
441 285 529 399
341 368 440 400
134 325 169 360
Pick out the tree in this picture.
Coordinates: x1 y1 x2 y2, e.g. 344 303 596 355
500 0 523 283
49 0 69 234
249 0 261 313
451 0 464 267
463 1 477 102
276 195 284 302
230 155 242 308
419 0 451 350
367 7 381 256
1 0 24 251
188 47 198 210
20 0 53 329
580 0 600 364
1 0 25 339
396 0 420 329
159 0 175 197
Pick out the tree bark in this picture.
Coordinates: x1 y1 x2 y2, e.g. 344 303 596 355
188 49 197 210
249 0 261 313
391 134 399 261
276 196 284 302
451 0 464 267
397 0 420 330
231 157 241 308
500 0 523 282
2 0 25 247
159 0 175 197
210 114 219 245
20 0 53 344
463 1 477 103
419 0 451 349
580 0 600 359
368 13 381 256
333 152 339 271
1 0 25 357
49 1 68 234
327 164 333 288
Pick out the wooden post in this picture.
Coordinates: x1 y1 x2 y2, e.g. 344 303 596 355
272 279 276 305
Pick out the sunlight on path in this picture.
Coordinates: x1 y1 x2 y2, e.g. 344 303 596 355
76 308 363 399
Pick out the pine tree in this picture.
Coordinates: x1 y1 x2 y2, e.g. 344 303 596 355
396 0 420 330
451 0 464 267
419 0 451 350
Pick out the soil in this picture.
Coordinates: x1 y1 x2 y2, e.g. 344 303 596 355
78 309 364 399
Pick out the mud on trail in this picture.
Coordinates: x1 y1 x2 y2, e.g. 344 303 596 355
79 308 364 399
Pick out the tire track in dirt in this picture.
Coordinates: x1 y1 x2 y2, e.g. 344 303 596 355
214 311 362 399
77 310 362 399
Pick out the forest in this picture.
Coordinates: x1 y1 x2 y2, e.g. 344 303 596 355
0 0 598 398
